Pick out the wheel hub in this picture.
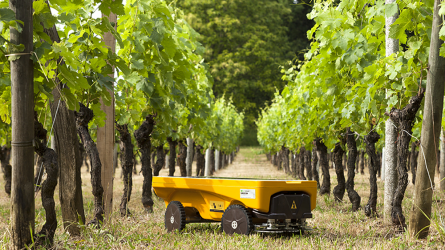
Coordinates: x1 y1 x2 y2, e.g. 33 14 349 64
170 216 174 224
231 221 238 229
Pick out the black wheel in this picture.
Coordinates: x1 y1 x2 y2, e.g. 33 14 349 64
221 204 252 235
165 201 186 232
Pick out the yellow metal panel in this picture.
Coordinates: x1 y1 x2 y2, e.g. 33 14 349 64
153 177 317 221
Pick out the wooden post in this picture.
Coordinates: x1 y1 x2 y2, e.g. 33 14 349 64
381 147 385 181
9 0 34 248
186 138 193 176
113 143 119 172
204 148 210 176
409 0 445 238
440 131 445 191
384 0 399 224
98 12 117 220
215 149 220 171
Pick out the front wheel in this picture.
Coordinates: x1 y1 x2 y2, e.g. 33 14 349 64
165 201 186 232
221 204 252 235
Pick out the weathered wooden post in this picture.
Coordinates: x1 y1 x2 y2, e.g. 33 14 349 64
381 147 385 181
186 138 193 176
384 0 399 224
9 0 34 248
409 0 445 237
204 148 211 176
215 149 220 171
98 11 117 220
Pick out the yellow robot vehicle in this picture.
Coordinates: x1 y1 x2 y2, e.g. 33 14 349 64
153 176 317 235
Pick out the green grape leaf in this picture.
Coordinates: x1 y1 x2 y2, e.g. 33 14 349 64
385 2 398 17
62 88 79 111
0 8 16 23
33 0 47 14
58 65 90 90
103 16 124 47
136 77 154 95
161 36 176 58
150 28 163 44
440 44 445 57
113 58 130 75
97 73 114 91
130 59 144 70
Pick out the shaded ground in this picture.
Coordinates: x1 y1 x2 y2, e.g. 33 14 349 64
0 147 444 249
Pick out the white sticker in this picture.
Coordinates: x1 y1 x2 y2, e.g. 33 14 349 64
240 189 256 199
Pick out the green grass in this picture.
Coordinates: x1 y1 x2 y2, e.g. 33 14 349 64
1 148 445 249
241 147 263 162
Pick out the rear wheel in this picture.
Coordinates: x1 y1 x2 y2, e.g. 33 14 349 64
165 201 186 232
221 204 252 235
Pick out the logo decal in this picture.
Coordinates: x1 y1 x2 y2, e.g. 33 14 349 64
240 189 256 199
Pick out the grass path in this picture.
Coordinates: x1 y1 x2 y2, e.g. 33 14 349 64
212 148 290 179
156 147 290 179
0 147 444 249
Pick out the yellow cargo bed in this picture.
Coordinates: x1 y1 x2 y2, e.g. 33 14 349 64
153 176 317 235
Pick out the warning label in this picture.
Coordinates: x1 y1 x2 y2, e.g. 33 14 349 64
240 189 256 199
210 201 224 212
291 200 297 209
